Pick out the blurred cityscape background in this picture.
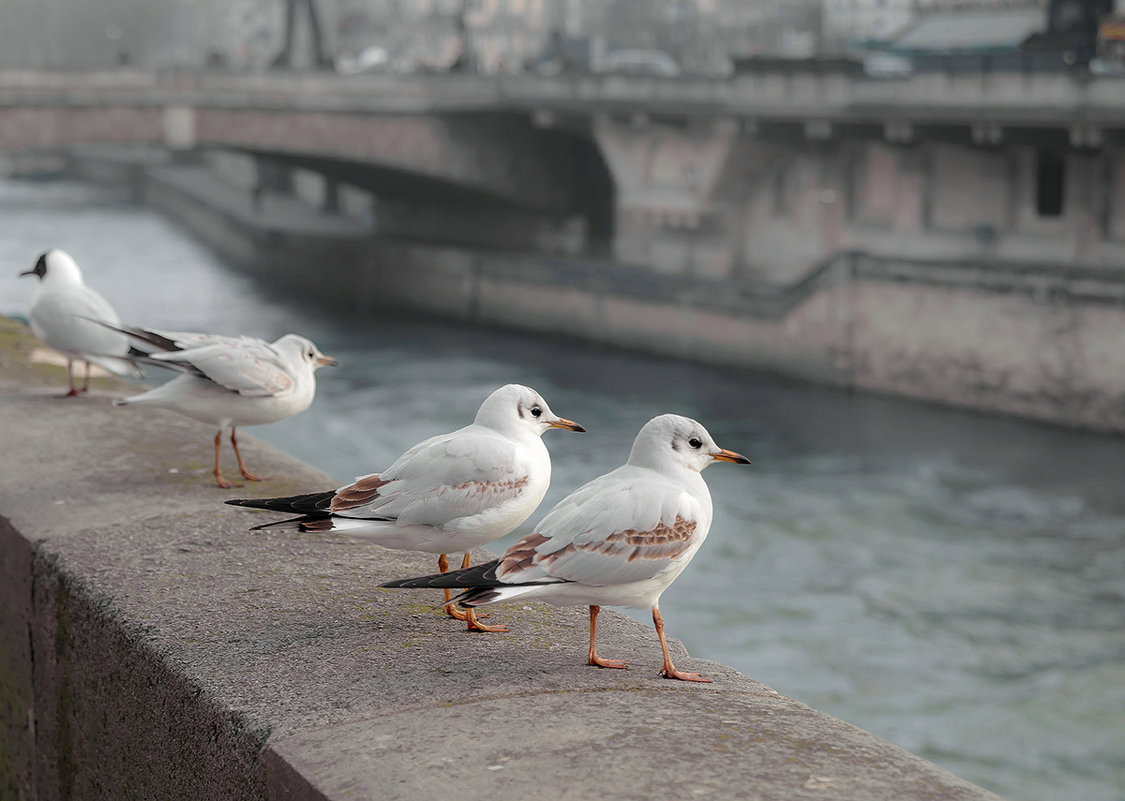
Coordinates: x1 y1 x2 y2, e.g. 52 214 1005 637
2 0 1118 76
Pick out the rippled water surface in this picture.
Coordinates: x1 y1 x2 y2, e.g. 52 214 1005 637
3 179 1124 801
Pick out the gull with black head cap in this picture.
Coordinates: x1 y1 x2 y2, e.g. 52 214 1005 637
228 384 585 632
381 413 750 681
19 249 140 395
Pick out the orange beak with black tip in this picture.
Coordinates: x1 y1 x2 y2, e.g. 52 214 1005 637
549 417 586 433
712 448 751 465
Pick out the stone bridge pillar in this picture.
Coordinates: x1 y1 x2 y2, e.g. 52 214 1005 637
592 115 742 279
162 106 197 151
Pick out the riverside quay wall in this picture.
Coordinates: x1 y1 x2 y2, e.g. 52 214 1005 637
73 150 1125 434
0 318 1006 801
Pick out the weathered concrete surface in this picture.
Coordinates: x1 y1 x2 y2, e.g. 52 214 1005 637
0 318 1005 800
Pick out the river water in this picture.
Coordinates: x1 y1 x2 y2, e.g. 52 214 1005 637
2 178 1123 801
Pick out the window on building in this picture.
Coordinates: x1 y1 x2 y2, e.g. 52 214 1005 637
1036 150 1065 217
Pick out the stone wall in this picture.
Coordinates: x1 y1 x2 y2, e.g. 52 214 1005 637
844 257 1125 430
604 127 1125 284
347 246 1125 432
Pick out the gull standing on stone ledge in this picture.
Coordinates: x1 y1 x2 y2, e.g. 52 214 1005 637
20 249 140 395
381 414 749 681
227 384 585 633
107 324 336 489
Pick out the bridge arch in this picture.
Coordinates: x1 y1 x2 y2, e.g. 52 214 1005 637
561 129 615 254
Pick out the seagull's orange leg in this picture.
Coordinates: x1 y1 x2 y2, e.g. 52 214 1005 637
231 426 265 481
441 553 506 632
63 358 80 397
442 554 477 620
456 552 491 619
587 605 627 669
439 553 465 618
653 605 711 683
213 429 241 489
459 551 504 630
440 554 473 620
461 605 508 633
80 360 91 393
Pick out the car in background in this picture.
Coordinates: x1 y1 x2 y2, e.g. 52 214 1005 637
600 49 681 77
336 46 390 74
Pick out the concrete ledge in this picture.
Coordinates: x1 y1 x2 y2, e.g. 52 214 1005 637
0 320 1004 800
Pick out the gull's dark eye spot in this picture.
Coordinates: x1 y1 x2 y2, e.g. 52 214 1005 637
531 406 542 418
688 437 702 449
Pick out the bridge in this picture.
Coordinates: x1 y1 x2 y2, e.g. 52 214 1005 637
5 63 1125 122
3 63 1125 278
4 64 1125 434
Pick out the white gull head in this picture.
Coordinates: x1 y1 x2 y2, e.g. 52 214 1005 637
473 383 586 438
627 413 751 475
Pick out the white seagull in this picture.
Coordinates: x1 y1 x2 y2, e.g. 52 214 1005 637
107 324 336 489
381 414 750 682
19 249 140 396
227 384 585 632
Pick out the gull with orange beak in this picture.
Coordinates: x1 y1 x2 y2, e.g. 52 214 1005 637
107 323 337 488
228 384 585 632
382 414 749 681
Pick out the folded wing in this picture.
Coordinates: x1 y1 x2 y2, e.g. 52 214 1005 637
496 467 705 587
147 337 295 397
332 430 531 526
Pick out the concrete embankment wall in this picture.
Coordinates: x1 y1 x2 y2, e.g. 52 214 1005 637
0 319 1005 801
80 149 1125 433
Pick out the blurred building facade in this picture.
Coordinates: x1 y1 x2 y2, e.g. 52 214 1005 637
820 0 915 50
2 0 1107 71
0 0 820 73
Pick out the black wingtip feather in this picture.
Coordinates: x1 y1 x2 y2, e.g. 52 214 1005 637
380 559 503 589
131 328 183 353
225 491 336 515
247 515 312 531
